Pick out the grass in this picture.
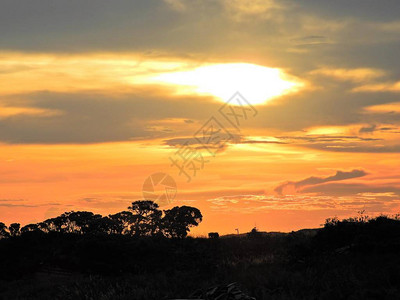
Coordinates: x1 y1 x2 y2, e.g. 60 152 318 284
1 214 400 299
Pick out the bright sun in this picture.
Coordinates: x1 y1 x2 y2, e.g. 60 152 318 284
149 63 303 105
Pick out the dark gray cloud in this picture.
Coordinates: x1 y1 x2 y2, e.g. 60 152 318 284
1 1 400 146
0 0 224 53
274 131 400 153
0 90 220 144
275 169 367 195
277 135 381 143
1 0 400 77
1 87 400 146
246 88 400 132
0 199 61 208
359 124 377 133
303 183 400 197
0 203 36 207
303 143 400 153
163 135 283 147
295 0 400 22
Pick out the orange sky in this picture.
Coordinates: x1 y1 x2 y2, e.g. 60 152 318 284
1 138 399 235
1 0 400 235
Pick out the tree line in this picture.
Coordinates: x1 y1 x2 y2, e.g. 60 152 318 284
0 201 202 239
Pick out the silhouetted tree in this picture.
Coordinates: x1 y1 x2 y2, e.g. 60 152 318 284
0 222 9 239
0 201 203 239
61 211 102 234
87 216 120 234
162 206 202 238
8 223 20 237
108 211 134 234
20 223 40 234
128 201 162 236
40 216 66 232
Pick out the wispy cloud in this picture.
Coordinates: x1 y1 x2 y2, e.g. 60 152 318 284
206 192 400 213
310 68 385 83
275 169 367 195
353 81 400 93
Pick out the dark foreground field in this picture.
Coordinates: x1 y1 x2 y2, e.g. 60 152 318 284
1 216 400 299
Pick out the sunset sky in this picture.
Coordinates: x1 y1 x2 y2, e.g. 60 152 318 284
1 0 400 235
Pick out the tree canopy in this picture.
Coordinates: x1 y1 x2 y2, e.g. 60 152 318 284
0 201 202 239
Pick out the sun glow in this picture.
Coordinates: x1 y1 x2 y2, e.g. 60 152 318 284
149 63 303 105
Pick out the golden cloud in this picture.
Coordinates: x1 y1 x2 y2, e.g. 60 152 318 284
310 67 385 83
